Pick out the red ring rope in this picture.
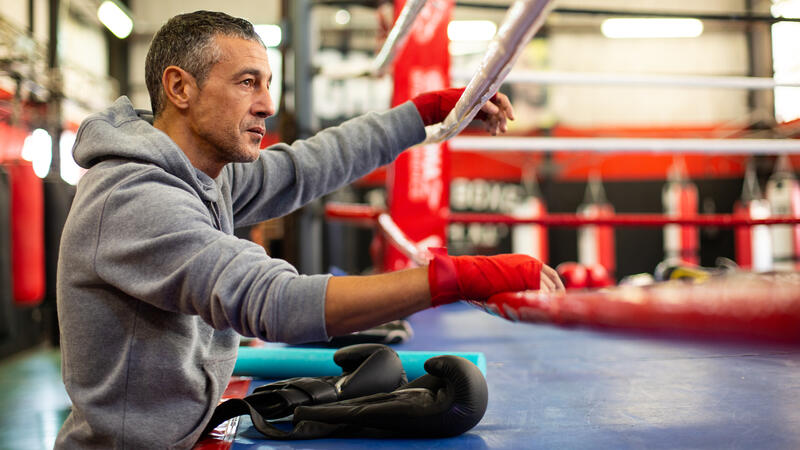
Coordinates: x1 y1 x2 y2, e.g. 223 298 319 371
325 203 800 228
448 212 800 227
475 271 800 343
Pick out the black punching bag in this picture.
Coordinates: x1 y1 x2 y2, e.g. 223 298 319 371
0 167 14 339
43 175 75 344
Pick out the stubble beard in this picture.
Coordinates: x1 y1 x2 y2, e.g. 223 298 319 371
203 128 260 165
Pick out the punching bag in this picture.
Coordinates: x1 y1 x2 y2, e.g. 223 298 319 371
734 161 772 272
662 158 699 265
44 176 75 302
512 170 548 263
6 161 45 306
0 167 14 338
765 155 800 271
43 176 76 344
577 173 615 279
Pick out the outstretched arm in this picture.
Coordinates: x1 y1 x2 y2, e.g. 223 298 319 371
325 89 539 336
324 256 564 337
325 267 430 337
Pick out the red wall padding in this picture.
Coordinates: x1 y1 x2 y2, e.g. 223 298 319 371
5 161 45 305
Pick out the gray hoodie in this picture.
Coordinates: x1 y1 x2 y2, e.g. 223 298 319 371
55 96 425 449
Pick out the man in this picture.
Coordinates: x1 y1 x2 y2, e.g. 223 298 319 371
56 10 563 449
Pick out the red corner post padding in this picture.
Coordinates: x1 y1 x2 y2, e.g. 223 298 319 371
6 161 45 305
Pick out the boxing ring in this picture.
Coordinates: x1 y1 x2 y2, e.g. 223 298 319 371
199 0 800 448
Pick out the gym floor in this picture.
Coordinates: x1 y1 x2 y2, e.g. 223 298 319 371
0 346 69 450
2 302 799 449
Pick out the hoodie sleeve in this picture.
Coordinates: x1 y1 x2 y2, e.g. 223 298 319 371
93 169 329 344
227 101 425 226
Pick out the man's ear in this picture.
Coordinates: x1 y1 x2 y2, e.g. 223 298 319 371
161 66 197 111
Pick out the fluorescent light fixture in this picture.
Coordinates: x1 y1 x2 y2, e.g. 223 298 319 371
772 1 800 19
771 1 800 123
447 20 497 42
267 47 282 113
97 0 133 39
335 9 351 26
254 24 282 47
21 128 52 178
601 18 703 39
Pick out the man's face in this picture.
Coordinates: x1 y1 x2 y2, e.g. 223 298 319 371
188 35 275 165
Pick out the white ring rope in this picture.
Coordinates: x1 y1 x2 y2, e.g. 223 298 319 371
377 213 429 266
371 0 428 76
449 136 800 155
317 0 428 80
451 69 800 90
424 0 558 144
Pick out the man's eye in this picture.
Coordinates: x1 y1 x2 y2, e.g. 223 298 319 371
241 79 254 87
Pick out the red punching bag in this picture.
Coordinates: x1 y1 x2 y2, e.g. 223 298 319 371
577 173 615 280
6 160 45 305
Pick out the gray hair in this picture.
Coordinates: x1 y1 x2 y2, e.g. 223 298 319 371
144 10 264 117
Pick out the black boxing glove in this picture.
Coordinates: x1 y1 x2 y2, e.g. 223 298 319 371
286 355 488 439
202 343 406 437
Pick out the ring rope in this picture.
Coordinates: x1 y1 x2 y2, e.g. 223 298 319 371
474 272 800 343
376 213 429 266
370 0 428 76
448 136 800 154
325 203 800 228
424 0 557 144
451 69 800 90
448 212 800 227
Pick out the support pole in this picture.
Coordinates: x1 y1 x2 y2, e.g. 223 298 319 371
292 0 323 275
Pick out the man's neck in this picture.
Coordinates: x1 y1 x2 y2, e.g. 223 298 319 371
153 112 224 178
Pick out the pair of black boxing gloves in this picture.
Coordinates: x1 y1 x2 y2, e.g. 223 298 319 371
202 343 488 440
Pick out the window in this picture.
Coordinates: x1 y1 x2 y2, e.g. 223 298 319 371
772 0 800 122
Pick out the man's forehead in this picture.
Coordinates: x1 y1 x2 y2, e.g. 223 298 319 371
213 35 270 71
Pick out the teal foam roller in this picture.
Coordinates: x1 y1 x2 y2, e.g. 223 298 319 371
234 346 487 381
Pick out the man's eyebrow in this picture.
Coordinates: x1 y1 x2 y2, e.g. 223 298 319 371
232 68 272 82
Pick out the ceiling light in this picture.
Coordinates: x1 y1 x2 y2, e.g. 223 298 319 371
601 18 703 39
254 24 282 47
335 9 351 26
60 130 81 185
97 0 133 39
21 128 52 178
772 1 800 19
448 20 497 42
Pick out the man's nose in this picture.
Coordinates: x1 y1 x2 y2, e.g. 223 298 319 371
254 90 276 119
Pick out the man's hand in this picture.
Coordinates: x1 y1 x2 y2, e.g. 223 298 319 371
477 91 515 135
411 87 515 135
427 248 564 306
538 264 564 293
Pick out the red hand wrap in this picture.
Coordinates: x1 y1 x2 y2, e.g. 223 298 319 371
427 248 543 307
411 87 492 126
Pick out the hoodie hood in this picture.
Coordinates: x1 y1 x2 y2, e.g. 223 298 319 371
73 96 219 202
